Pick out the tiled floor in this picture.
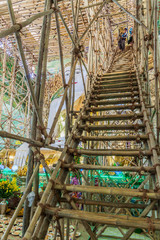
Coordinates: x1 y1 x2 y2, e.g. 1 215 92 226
0 215 152 240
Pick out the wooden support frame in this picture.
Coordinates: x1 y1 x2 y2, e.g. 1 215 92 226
1 1 160 240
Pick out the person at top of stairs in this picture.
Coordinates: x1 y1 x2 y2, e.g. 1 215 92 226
118 27 128 51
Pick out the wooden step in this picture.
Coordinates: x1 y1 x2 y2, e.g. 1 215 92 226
86 104 141 112
74 134 148 141
78 123 145 131
44 207 160 229
102 70 135 76
54 184 158 199
94 81 137 89
81 113 143 121
98 74 136 79
68 148 151 157
97 75 136 80
60 198 155 210
62 164 155 173
43 206 160 229
89 99 140 106
90 91 139 100
92 86 138 94
95 79 137 85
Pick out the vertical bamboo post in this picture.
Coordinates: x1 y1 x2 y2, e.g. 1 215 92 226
22 0 52 235
54 0 70 140
0 39 7 126
7 0 48 138
7 54 17 147
154 0 160 145
2 163 40 240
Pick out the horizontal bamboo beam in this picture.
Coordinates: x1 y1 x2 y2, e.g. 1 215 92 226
99 235 148 240
97 75 136 80
0 9 54 38
90 92 139 100
54 184 160 199
60 198 157 209
89 99 140 106
62 164 155 174
102 71 135 76
94 82 138 89
0 130 63 152
96 78 137 84
44 207 160 229
81 113 143 121
92 86 138 94
97 11 126 18
78 123 145 131
86 104 141 112
68 148 152 157
74 134 148 141
0 130 43 147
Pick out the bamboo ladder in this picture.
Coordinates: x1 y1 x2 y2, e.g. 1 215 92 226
14 49 160 240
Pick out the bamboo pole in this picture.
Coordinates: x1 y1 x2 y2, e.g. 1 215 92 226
154 0 160 145
44 206 160 230
23 72 96 240
122 200 157 240
96 176 151 238
78 123 144 130
0 130 64 151
74 134 148 141
54 184 160 200
78 1 106 43
0 9 54 39
0 39 7 126
7 55 17 146
58 10 76 46
79 58 87 97
22 0 52 232
62 164 155 173
1 163 40 240
54 0 70 139
60 198 156 210
46 57 78 144
112 0 148 30
39 3 52 115
135 61 160 187
7 0 48 138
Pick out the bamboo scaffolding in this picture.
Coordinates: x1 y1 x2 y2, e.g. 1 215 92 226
0 9 54 39
2 163 40 240
78 123 145 131
54 184 160 199
74 134 148 141
81 113 143 121
44 206 160 230
60 198 157 210
7 0 48 138
1 1 160 239
62 164 155 173
22 71 97 239
122 201 157 239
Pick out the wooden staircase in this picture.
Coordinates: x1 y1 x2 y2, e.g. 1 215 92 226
22 57 160 240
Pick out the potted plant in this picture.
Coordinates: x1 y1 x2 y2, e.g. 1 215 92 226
0 178 19 215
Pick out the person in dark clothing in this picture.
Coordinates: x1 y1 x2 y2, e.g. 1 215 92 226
128 27 133 45
118 32 123 50
118 28 128 51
